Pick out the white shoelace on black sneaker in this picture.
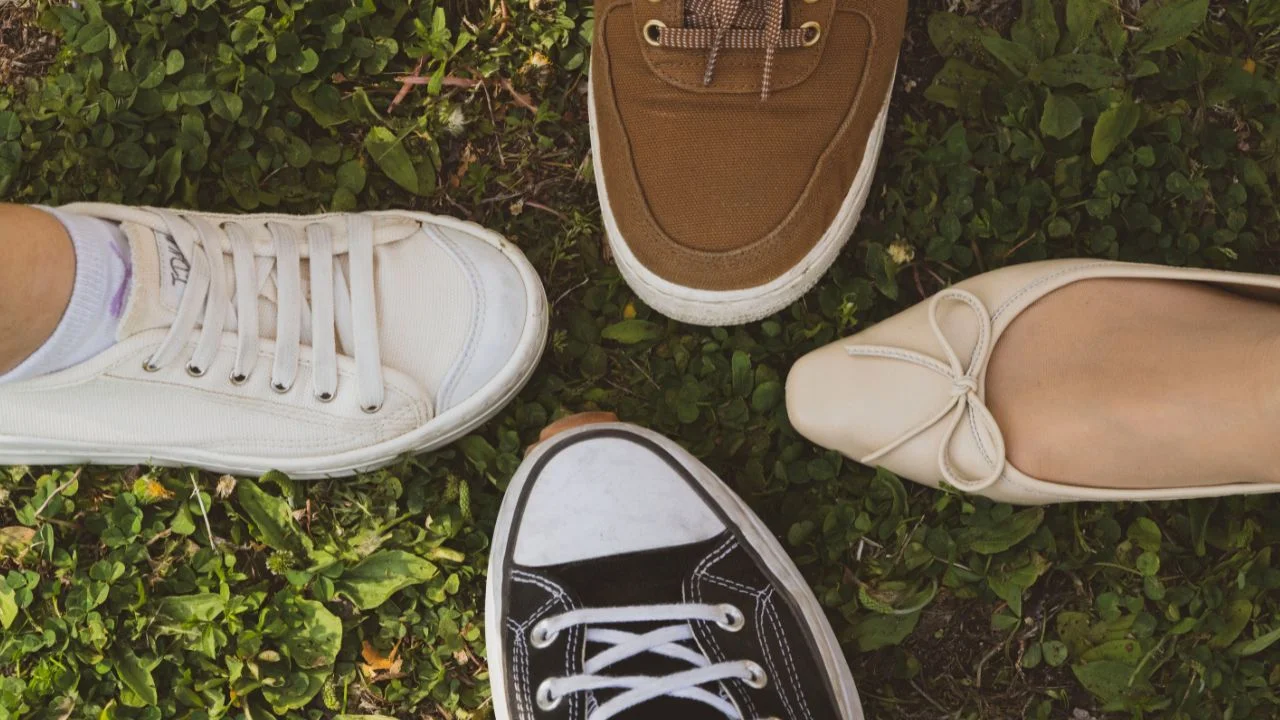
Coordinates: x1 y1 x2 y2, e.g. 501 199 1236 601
530 602 774 720
141 210 386 412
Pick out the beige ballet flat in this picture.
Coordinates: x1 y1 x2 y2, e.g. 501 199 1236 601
786 258 1280 505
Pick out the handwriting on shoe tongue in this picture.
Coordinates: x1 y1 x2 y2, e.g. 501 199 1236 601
156 234 190 310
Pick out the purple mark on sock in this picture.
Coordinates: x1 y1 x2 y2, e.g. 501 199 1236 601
108 238 132 318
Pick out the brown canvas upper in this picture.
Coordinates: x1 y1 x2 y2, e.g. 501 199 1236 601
592 0 907 290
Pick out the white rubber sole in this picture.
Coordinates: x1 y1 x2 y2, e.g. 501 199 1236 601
0 214 550 480
589 75 894 326
485 422 865 720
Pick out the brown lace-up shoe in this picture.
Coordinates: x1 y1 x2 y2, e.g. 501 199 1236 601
589 0 907 326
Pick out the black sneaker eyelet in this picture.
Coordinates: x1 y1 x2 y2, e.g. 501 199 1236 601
717 604 746 632
536 679 562 711
530 619 558 649
744 661 769 689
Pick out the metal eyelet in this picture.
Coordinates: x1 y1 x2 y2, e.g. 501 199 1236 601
316 391 335 403
644 19 665 46
142 360 161 373
186 363 206 378
530 620 558 649
717 604 746 632
230 372 250 386
536 679 562 711
801 21 821 47
362 402 383 414
272 380 292 394
744 661 769 689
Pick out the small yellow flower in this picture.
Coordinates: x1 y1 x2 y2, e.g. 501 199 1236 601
133 476 174 503
1244 58 1257 74
623 301 637 319
888 238 915 265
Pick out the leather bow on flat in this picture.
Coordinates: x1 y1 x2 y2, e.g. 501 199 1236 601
844 289 1008 493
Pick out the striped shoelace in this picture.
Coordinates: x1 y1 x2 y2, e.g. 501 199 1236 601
654 0 817 100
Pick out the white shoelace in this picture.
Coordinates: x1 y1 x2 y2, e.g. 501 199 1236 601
529 603 773 720
142 210 386 412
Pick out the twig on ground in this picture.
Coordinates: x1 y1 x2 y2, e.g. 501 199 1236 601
34 471 80 518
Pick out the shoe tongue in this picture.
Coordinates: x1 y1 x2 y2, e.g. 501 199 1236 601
115 220 295 343
116 221 183 337
550 535 734 720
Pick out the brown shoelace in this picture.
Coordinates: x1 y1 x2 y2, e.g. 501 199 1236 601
655 0 815 100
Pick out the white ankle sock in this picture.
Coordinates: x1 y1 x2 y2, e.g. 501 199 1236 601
0 208 132 384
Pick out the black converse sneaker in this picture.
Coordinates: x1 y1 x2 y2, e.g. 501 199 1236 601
485 418 864 720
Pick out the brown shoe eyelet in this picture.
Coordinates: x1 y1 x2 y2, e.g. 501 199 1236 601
802 21 821 46
644 19 665 46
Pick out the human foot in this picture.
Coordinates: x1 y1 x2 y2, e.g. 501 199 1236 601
986 278 1280 489
786 259 1280 504
0 203 548 478
487 418 865 720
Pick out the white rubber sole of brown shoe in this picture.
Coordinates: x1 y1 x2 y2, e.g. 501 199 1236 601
589 74 895 327
486 415 866 720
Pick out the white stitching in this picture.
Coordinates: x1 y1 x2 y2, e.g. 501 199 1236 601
765 594 814 720
754 588 798 720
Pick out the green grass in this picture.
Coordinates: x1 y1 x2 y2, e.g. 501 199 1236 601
3 0 1280 717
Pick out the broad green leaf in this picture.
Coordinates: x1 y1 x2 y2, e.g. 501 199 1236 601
157 146 183 197
364 127 419 194
1040 92 1083 139
111 142 149 170
1043 640 1069 667
601 319 662 344
1065 0 1103 46
158 593 226 623
78 21 115 53
295 48 320 74
1126 517 1162 552
279 598 343 669
1135 0 1209 54
0 111 21 141
1091 100 1141 164
113 648 158 706
1211 598 1254 648
961 508 1044 554
0 585 16 629
927 12 994 57
1234 624 1280 657
336 160 367 193
1033 54 1121 89
852 611 920 652
730 350 753 398
751 380 783 412
336 550 439 610
924 58 996 112
165 48 185 75
211 91 244 122
1081 638 1143 664
1072 660 1143 703
235 479 310 555
1011 0 1060 60
981 36 1037 75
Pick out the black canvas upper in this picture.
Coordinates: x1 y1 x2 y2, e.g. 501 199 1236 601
494 429 847 720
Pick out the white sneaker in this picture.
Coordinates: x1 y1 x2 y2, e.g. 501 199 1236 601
0 203 548 478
